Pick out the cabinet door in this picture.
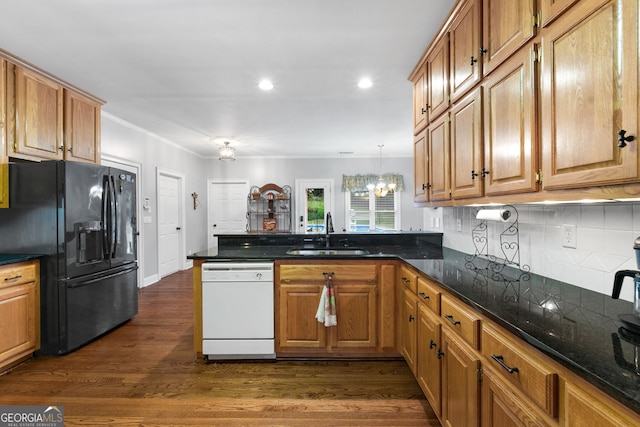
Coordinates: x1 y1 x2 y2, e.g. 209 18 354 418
0 59 7 209
441 329 481 427
333 283 377 349
564 381 639 427
413 130 429 203
482 45 538 196
451 87 483 199
277 283 326 350
449 0 482 102
428 113 451 202
482 0 536 75
64 90 101 164
13 66 64 160
540 0 638 190
401 288 418 374
427 35 450 120
417 304 442 418
482 366 553 427
540 0 580 27
412 64 428 134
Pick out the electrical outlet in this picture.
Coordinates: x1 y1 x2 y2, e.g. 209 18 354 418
456 218 462 232
562 224 577 248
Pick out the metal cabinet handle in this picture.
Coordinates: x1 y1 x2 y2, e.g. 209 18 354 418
429 340 437 349
418 292 430 300
491 354 519 374
444 314 461 326
471 170 479 180
437 349 445 359
618 129 635 147
402 277 411 284
4 275 22 281
409 314 415 322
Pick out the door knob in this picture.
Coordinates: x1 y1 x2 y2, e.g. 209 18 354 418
176 227 181 230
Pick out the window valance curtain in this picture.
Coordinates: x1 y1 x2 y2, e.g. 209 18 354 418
341 174 405 192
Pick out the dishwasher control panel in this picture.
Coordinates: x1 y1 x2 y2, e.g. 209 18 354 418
202 262 274 282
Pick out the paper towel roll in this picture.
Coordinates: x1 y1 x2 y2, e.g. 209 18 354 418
476 209 511 222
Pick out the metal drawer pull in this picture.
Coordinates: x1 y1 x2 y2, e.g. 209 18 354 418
444 314 461 326
402 277 411 284
491 354 519 374
418 292 430 300
4 275 22 281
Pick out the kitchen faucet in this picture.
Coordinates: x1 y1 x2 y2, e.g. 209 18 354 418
325 212 334 247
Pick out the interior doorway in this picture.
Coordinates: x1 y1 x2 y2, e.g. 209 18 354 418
157 168 185 278
207 179 250 248
295 179 334 234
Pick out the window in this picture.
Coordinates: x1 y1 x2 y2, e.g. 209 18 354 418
345 190 401 231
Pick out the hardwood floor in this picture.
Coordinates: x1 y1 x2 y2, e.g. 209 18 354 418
0 269 440 426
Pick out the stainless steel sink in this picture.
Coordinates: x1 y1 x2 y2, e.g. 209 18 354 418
286 248 369 256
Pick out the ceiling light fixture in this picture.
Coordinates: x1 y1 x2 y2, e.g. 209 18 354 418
218 141 236 161
358 77 373 89
367 144 395 197
258 79 274 90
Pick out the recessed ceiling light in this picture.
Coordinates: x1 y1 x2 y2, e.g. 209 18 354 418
258 79 274 90
358 78 373 89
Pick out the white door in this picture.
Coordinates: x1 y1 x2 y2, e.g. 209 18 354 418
295 179 334 234
207 179 249 248
158 172 182 277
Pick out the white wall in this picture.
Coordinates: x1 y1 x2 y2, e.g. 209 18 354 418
205 156 424 232
423 203 640 303
101 114 208 286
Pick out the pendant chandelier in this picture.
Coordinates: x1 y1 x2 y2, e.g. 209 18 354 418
218 141 236 161
367 145 396 197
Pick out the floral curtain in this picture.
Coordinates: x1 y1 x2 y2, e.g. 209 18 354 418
341 174 404 192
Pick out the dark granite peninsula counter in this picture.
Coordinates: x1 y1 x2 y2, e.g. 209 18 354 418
189 233 640 416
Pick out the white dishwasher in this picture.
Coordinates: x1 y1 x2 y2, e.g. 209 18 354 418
202 262 275 360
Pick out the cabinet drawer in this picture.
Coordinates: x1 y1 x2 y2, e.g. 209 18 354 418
279 264 376 283
440 294 480 349
399 266 417 293
0 263 36 289
416 276 440 314
482 323 558 418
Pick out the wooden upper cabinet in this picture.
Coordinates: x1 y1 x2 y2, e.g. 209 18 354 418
482 45 538 196
451 87 483 199
427 35 450 121
64 90 101 164
428 113 451 202
0 59 7 209
482 0 536 75
413 130 429 203
541 0 638 190
540 0 581 27
449 0 482 103
412 64 428 134
12 66 64 160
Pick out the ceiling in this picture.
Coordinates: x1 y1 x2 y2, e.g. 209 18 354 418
1 0 456 159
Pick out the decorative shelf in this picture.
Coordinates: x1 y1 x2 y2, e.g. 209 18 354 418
247 183 292 233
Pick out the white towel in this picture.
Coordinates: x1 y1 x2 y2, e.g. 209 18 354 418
315 283 337 327
315 286 326 323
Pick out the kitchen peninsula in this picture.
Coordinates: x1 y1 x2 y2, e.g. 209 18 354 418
190 233 640 426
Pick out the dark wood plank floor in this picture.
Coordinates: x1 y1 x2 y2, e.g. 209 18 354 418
0 269 440 426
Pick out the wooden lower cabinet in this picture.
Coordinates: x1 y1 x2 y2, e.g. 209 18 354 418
0 58 7 208
441 328 481 427
417 303 442 418
276 260 396 357
400 288 418 373
482 365 554 427
0 260 40 372
563 378 640 427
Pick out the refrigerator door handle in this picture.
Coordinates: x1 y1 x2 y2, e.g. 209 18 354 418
111 175 118 258
102 175 111 259
66 266 138 289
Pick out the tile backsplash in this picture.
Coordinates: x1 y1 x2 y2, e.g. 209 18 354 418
424 203 640 303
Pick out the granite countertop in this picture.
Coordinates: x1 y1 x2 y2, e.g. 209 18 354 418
189 233 640 415
0 254 42 266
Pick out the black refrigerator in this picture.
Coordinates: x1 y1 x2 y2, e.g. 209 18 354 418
1 160 138 355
